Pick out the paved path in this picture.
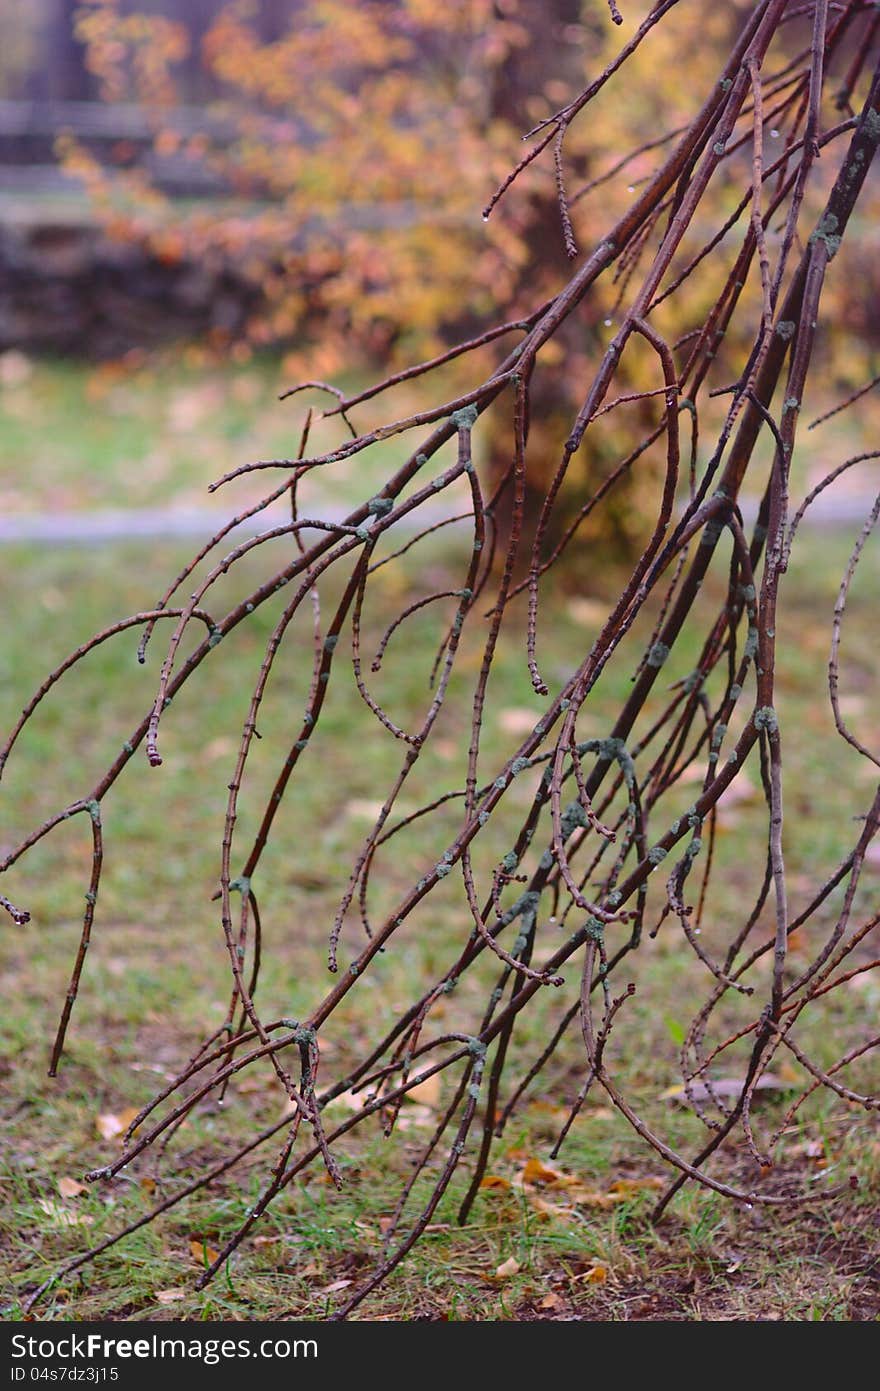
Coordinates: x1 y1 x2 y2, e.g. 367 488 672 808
0 488 875 547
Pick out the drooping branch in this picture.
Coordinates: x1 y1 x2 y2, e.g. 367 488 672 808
4 3 880 1319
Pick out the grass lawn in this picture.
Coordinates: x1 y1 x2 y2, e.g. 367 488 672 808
0 354 458 521
0 504 878 1321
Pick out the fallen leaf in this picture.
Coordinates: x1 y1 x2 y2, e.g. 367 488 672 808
495 1256 521 1279
607 1177 664 1195
716 771 761 826
321 1279 353 1294
395 1104 434 1131
57 1176 87 1199
677 764 704 785
325 1088 369 1112
523 1193 569 1219
189 1238 220 1266
201 736 235 762
155 1288 186 1305
567 598 608 627
539 1291 564 1311
96 1106 141 1141
522 1157 572 1186
586 1264 607 1284
718 771 759 807
36 1198 93 1228
479 1175 512 1191
140 1177 157 1196
567 1188 624 1209
346 799 390 821
406 1072 441 1108
662 1073 791 1106
0 349 33 387
499 707 541 735
838 695 866 718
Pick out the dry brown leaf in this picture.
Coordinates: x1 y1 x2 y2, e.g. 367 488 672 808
718 771 759 807
234 1072 269 1095
155 1289 186 1305
57 1176 87 1199
189 1238 220 1266
479 1174 512 1191
326 1088 368 1112
321 1279 353 1294
716 771 761 827
663 1073 791 1106
406 1073 441 1108
499 707 541 735
140 1177 157 1196
36 1198 93 1228
676 763 704 785
607 1176 664 1195
96 1106 141 1141
539 1291 564 1311
568 1187 624 1209
201 736 235 762
522 1157 572 1186
523 1193 569 1220
567 598 608 627
586 1264 608 1284
395 1104 434 1130
495 1256 521 1279
346 798 415 821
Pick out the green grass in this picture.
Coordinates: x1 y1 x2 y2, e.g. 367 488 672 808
0 354 428 517
1 508 878 1321
2 353 875 527
1 355 878 1321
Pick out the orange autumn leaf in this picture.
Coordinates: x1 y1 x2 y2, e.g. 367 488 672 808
406 1072 441 1108
521 1157 574 1186
57 1176 87 1199
96 1106 141 1141
607 1176 665 1195
189 1238 220 1266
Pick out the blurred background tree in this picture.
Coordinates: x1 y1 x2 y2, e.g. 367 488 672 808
1 1 878 561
